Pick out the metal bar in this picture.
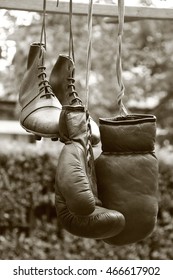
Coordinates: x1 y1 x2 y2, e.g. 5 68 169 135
0 0 173 19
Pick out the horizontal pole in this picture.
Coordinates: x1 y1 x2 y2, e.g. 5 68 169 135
0 0 173 19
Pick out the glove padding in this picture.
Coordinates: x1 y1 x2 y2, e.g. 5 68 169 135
55 105 125 239
95 114 159 245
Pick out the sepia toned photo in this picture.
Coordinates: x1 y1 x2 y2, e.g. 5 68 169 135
0 0 172 266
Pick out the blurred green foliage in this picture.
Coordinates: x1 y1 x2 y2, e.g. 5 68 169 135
0 142 173 260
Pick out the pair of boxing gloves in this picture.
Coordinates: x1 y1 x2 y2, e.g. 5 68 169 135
55 105 158 245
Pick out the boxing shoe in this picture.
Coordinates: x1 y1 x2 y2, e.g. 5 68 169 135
54 105 125 239
49 54 100 145
19 42 62 140
95 114 159 245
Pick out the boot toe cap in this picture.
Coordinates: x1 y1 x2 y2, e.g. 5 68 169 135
21 107 61 138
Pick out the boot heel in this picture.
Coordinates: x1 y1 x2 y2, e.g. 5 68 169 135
35 135 42 141
51 137 59 141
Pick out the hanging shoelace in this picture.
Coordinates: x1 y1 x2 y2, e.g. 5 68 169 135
85 0 93 111
85 0 96 173
40 0 47 51
116 0 128 116
69 0 75 63
66 0 82 105
38 0 54 99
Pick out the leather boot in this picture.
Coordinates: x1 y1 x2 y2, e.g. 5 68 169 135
19 42 62 140
49 54 100 146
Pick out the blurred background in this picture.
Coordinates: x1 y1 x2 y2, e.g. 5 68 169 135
0 0 173 259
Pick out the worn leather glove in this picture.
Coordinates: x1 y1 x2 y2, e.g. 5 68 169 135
95 114 159 245
54 105 125 239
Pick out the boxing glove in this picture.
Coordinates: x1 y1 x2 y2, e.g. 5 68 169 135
95 114 159 245
54 105 125 239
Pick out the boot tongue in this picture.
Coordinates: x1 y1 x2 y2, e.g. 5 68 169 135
27 42 45 69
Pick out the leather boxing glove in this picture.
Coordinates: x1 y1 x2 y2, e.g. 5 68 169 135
95 114 159 245
54 105 125 239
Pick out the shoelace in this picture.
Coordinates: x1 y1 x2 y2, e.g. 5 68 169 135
38 66 55 98
67 76 82 105
38 0 54 99
67 0 82 105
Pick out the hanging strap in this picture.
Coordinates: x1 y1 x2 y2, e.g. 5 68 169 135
85 0 100 202
40 0 47 49
69 0 75 62
85 0 94 168
85 0 93 110
116 0 128 116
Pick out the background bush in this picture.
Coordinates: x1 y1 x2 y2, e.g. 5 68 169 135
0 141 173 260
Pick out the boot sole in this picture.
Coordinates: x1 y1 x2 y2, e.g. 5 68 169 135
20 123 59 141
